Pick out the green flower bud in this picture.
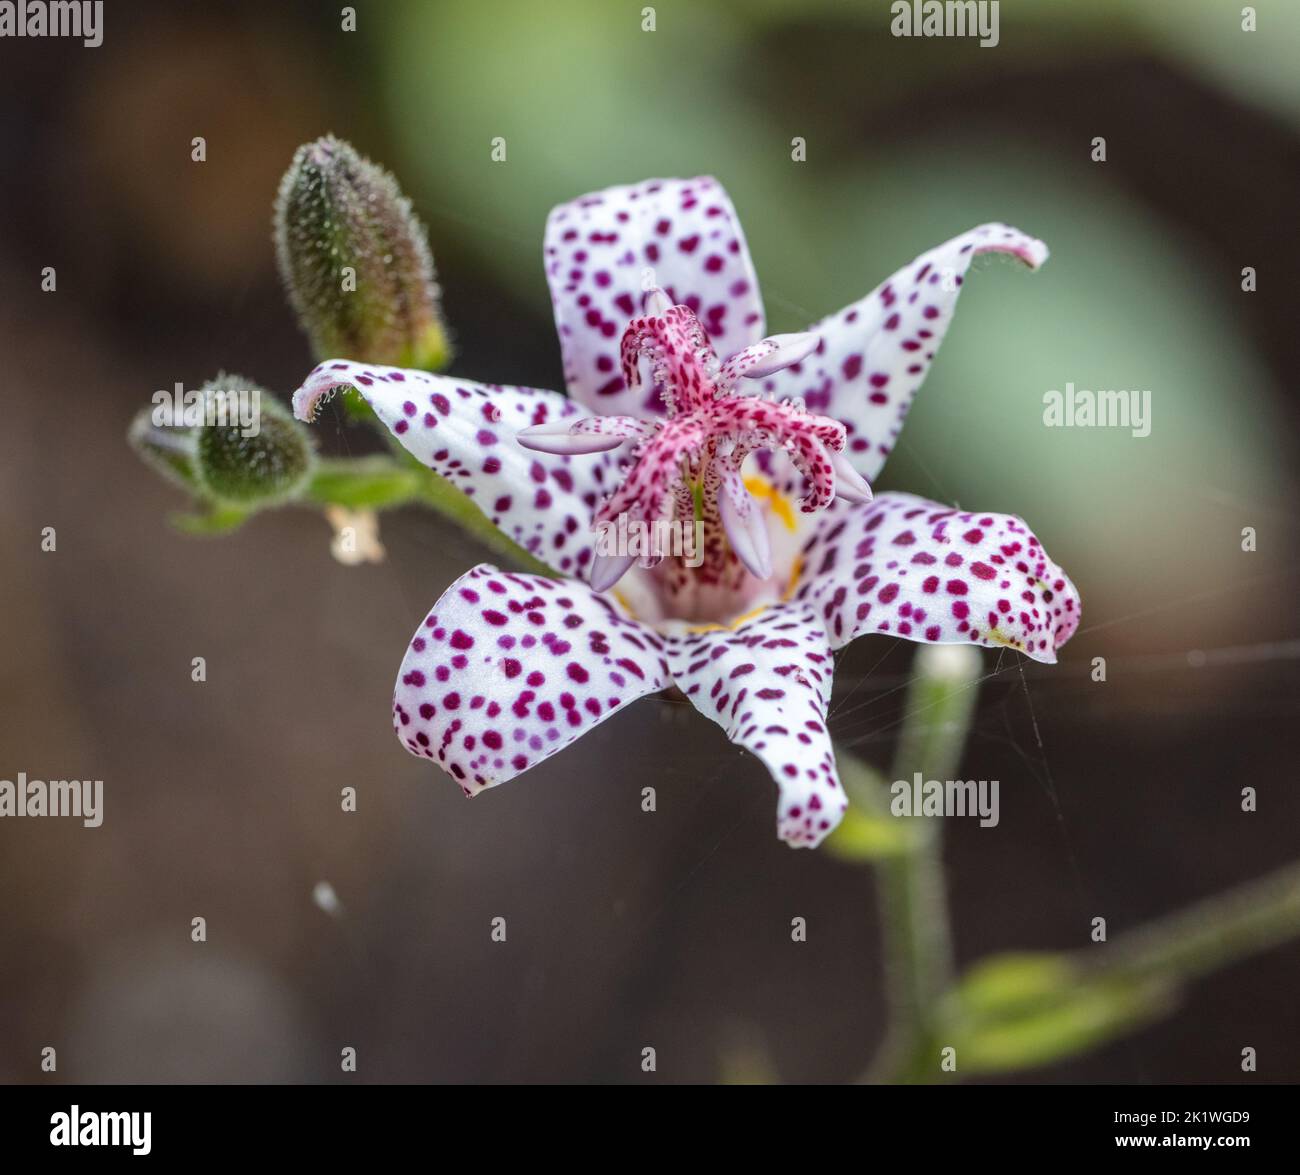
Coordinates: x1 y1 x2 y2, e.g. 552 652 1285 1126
192 374 315 506
128 407 200 492
274 135 451 371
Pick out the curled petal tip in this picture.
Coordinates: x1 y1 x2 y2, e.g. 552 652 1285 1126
589 551 636 593
291 369 343 422
973 226 1049 270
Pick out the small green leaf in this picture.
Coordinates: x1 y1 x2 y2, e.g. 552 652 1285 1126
169 504 253 535
940 952 1174 1074
834 752 890 807
128 407 199 491
826 754 916 861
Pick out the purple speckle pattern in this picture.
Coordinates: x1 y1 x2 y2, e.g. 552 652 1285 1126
393 565 671 791
667 605 844 847
543 176 764 417
291 180 1080 852
292 361 612 575
394 564 846 848
795 492 1081 663
764 223 1049 483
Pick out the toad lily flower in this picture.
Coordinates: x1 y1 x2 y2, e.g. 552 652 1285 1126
292 177 1080 848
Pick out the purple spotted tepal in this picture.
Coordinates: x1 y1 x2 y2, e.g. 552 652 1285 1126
292 177 1080 849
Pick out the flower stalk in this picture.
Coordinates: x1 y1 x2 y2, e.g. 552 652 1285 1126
1079 859 1300 989
857 643 981 1083
855 650 1300 1082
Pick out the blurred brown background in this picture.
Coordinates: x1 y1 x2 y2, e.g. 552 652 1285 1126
0 0 1297 1082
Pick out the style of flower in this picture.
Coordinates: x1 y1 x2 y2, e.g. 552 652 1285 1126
292 177 1080 847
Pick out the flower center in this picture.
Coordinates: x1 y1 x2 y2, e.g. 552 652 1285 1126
517 292 872 611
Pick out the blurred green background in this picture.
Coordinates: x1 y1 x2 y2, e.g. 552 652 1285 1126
0 0 1296 1082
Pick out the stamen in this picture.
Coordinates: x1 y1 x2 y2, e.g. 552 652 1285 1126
590 551 637 592
717 332 820 388
517 416 643 455
830 448 873 503
515 298 870 595
717 469 773 580
643 286 673 316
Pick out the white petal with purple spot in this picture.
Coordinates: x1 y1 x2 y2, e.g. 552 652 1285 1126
762 223 1048 481
666 605 845 848
544 177 765 417
795 492 1080 663
293 360 612 576
394 565 671 791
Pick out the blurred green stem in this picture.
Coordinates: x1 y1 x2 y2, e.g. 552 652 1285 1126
855 644 982 1084
849 647 1300 1084
871 821 952 1083
1079 860 1300 988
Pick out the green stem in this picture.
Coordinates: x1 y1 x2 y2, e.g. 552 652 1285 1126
859 644 983 1084
871 827 953 1082
1078 860 1300 988
303 455 553 574
929 859 1300 1079
304 456 423 508
843 649 1300 1083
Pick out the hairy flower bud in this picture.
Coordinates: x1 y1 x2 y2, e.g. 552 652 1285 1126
193 374 315 505
274 136 450 371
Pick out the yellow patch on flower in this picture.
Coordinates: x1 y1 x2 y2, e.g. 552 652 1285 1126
743 475 796 532
684 603 772 635
611 588 637 619
783 554 803 600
